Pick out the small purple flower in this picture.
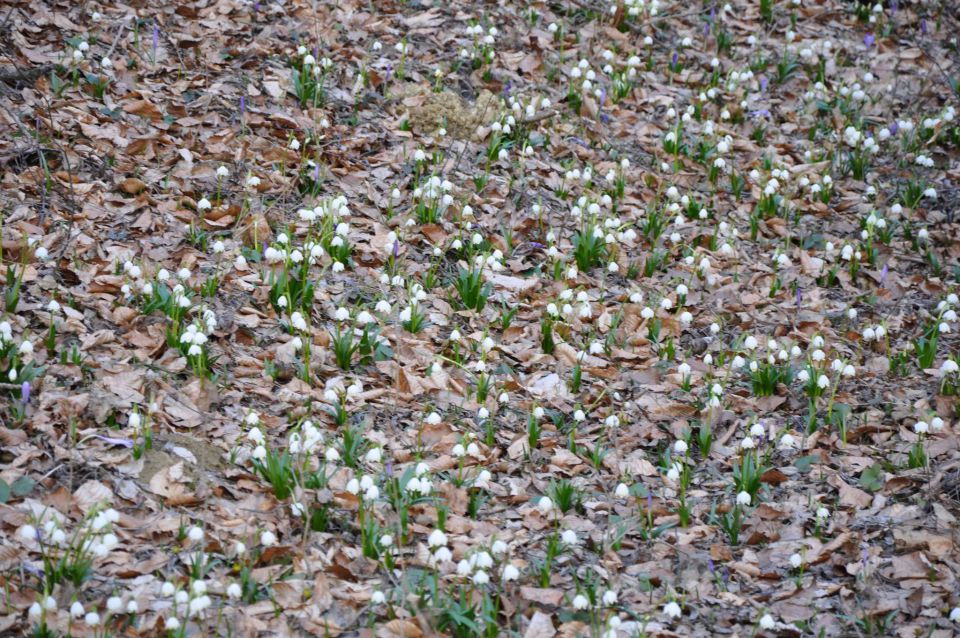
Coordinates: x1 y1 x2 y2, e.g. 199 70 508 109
20 381 30 405
880 263 889 286
760 76 768 92
392 239 399 258
889 121 899 135
528 241 545 249
313 45 319 58
920 19 927 35
707 558 716 574
646 492 653 510
863 33 875 49
94 435 135 448
890 0 897 16
313 163 320 181
502 81 512 98
671 52 679 68
152 25 159 56
796 288 802 308
239 95 246 117
599 87 606 108
385 462 393 477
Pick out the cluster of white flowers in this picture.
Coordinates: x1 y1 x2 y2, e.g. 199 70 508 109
19 507 120 570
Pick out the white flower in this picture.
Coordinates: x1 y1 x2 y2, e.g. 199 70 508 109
674 440 688 455
538 496 554 514
502 564 520 581
227 583 242 599
789 553 803 569
573 594 590 610
602 590 618 605
759 613 775 629
70 601 85 617
950 607 960 622
736 491 751 506
371 590 386 604
663 601 682 619
779 434 797 450
561 529 579 545
615 483 630 498
260 530 277 546
428 529 447 548
188 526 204 543
914 421 929 434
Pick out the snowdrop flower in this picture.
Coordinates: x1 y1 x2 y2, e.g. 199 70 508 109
789 553 803 569
663 601 682 619
615 483 630 498
502 564 520 581
573 594 590 610
759 613 776 629
260 530 277 546
538 496 554 514
428 529 447 548
914 421 929 434
188 526 204 543
736 491 751 506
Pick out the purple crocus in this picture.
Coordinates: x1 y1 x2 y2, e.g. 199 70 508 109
671 52 679 68
889 121 899 136
599 87 606 108
863 33 875 49
890 0 897 16
760 76 768 92
20 380 30 405
880 263 889 286
392 238 399 258
239 95 246 117
920 19 927 35
94 435 135 448
646 492 653 511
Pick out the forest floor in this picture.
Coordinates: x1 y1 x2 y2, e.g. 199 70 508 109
2 0 960 636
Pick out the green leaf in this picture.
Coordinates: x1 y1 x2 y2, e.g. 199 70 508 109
0 479 9 504
794 454 820 474
859 464 884 492
11 476 36 497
